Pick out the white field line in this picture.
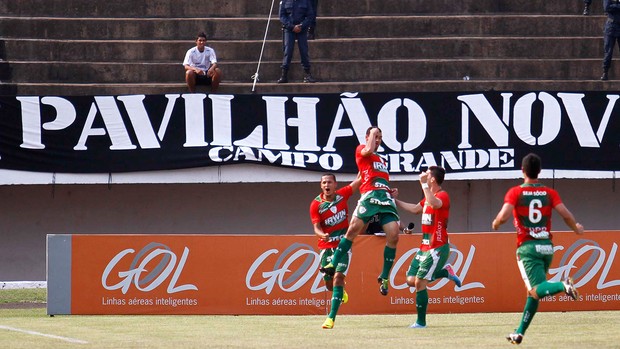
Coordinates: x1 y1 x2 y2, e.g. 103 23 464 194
0 281 47 289
0 325 88 344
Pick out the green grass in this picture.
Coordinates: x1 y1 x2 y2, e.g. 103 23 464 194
0 288 46 304
0 308 619 348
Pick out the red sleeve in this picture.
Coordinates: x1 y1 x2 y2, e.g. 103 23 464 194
309 200 321 224
436 191 450 209
339 185 353 199
549 188 563 207
504 186 519 206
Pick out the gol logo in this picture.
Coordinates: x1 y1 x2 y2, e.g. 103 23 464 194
101 242 198 294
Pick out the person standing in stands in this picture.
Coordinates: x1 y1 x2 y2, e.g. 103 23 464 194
584 0 592 15
601 0 620 80
277 0 317 83
492 153 584 345
308 0 319 39
309 173 360 329
183 32 222 93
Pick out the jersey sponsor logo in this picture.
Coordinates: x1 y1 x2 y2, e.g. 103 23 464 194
374 182 390 189
373 161 388 172
369 198 392 206
421 238 430 246
529 229 550 239
436 221 444 242
535 244 553 255
324 210 347 227
327 234 344 243
421 213 433 225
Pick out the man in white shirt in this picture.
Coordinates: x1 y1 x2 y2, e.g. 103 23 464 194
183 32 222 92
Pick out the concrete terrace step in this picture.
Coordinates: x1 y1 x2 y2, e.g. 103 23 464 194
4 59 613 84
0 15 606 40
4 79 619 97
0 0 597 18
2 37 605 62
0 0 609 96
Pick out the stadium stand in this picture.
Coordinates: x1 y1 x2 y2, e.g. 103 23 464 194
0 0 614 96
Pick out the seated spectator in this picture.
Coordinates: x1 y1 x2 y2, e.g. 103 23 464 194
183 32 222 93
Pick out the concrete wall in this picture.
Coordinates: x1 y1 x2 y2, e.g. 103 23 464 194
1 178 618 281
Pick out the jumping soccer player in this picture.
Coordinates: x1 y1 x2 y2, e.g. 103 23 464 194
320 126 401 304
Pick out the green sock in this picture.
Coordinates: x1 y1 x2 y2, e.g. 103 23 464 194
331 238 353 268
328 286 344 319
415 289 429 326
516 297 539 335
380 246 397 279
535 281 565 298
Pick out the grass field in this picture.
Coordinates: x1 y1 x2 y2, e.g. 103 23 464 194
1 290 619 348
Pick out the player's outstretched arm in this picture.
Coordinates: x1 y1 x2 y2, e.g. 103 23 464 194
555 203 585 235
492 203 513 230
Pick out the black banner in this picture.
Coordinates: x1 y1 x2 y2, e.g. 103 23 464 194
0 91 618 177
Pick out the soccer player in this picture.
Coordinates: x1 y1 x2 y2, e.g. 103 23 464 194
393 166 462 328
320 127 401 299
492 153 585 345
310 173 360 329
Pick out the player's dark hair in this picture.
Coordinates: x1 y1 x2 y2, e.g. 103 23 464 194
196 32 207 40
522 153 541 179
321 173 337 181
366 126 381 136
429 166 446 185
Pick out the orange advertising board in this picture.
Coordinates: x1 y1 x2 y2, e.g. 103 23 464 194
51 231 620 315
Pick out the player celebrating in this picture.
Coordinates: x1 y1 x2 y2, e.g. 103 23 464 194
394 166 461 328
320 127 401 300
492 153 585 345
310 173 360 329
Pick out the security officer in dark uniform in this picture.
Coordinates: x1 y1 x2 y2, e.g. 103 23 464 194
602 0 620 80
278 0 317 83
584 0 592 15
308 0 318 39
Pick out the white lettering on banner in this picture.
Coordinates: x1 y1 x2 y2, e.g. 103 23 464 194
550 241 620 289
101 243 197 294
12 92 618 174
457 92 617 149
17 96 77 149
207 146 344 170
245 244 324 295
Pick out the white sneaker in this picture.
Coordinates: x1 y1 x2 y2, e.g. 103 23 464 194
562 277 579 301
409 322 427 329
506 332 523 344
